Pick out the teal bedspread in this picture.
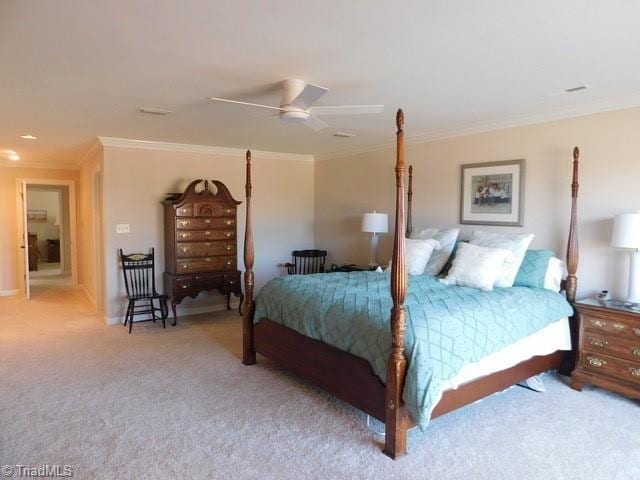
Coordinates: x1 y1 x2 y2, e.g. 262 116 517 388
254 272 573 427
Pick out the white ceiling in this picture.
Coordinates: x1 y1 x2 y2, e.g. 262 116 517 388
2 0 640 166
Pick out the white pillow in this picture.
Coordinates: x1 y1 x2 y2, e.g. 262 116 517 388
403 238 440 275
544 257 564 292
412 228 459 276
441 243 512 291
469 231 534 287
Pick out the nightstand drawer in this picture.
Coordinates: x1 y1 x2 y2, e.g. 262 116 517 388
581 352 640 385
581 312 639 338
582 332 640 362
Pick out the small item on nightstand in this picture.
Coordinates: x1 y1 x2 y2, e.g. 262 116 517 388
597 290 611 304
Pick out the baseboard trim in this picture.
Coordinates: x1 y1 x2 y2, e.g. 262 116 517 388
78 284 97 307
0 289 20 297
104 301 239 326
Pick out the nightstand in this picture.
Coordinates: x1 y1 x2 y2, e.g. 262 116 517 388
570 298 640 400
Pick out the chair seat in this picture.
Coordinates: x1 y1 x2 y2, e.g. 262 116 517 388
129 292 167 301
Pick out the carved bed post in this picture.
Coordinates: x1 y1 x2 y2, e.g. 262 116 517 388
565 146 579 303
383 109 409 459
406 165 413 238
561 146 580 375
242 150 257 366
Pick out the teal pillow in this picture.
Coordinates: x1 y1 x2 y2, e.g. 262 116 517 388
514 250 555 288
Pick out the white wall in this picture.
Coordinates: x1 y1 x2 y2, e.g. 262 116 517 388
102 145 315 321
315 106 640 300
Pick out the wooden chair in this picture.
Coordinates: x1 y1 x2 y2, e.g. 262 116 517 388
286 250 327 275
119 248 169 334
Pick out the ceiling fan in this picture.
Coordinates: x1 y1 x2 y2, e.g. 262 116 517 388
209 79 383 131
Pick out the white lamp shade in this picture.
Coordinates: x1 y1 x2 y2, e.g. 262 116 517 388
612 212 640 249
361 212 388 234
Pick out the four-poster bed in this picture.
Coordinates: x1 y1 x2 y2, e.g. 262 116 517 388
241 110 580 459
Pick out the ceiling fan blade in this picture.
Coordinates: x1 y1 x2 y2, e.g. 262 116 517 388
292 83 328 110
309 105 384 116
304 115 329 131
208 97 287 112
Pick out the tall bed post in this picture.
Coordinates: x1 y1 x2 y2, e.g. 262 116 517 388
566 146 579 303
406 165 413 238
383 109 409 459
242 150 257 366
561 146 580 374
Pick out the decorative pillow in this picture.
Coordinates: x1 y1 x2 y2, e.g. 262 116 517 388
544 257 565 292
440 243 512 291
412 228 460 276
469 231 534 287
390 238 440 275
514 250 555 289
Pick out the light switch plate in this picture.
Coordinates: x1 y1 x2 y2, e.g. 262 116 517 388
116 224 130 234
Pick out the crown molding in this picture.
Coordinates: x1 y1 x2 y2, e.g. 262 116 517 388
315 95 640 161
77 140 103 167
98 137 314 162
0 159 80 170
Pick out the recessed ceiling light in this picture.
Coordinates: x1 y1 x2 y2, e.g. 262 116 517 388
333 132 356 138
8 154 20 161
138 106 173 115
20 134 37 140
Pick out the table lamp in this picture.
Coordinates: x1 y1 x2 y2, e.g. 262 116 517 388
361 211 388 267
611 212 640 303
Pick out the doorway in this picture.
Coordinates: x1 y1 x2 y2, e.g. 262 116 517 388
17 179 78 298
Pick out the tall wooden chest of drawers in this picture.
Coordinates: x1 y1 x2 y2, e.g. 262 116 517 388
163 179 244 325
570 298 640 400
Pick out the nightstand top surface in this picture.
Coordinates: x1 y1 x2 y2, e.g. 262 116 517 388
576 297 640 315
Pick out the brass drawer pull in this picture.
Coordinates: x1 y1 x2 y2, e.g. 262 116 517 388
179 220 190 227
205 242 211 246
588 356 606 368
205 219 211 224
225 232 232 237
228 280 235 285
632 347 640 357
590 319 606 329
225 208 233 214
181 247 189 253
226 260 232 265
182 264 189 269
181 284 189 289
613 322 625 331
589 337 607 348
226 245 232 251
205 231 211 236
634 328 640 337
629 367 640 378
225 220 233 226
205 258 211 262
180 233 191 239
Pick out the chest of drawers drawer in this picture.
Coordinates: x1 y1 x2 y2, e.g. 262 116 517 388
581 331 640 362
582 312 639 338
176 230 235 242
581 352 640 385
176 242 236 258
177 256 236 273
176 217 236 230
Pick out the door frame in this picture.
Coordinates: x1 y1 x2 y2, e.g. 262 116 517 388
15 178 78 295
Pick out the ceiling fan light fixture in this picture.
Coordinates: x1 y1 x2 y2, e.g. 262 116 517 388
279 110 309 123
138 106 174 115
333 132 355 138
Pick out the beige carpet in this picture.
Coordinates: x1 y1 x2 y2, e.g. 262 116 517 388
1 287 639 480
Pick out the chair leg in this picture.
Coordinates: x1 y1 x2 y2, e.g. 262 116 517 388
160 297 167 329
128 300 135 334
150 298 156 322
124 301 133 327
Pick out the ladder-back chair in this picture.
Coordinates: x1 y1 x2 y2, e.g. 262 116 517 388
120 248 169 333
285 250 327 275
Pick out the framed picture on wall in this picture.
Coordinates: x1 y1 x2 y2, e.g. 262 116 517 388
460 159 525 226
27 209 48 222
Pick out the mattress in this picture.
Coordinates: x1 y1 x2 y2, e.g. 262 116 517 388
442 316 571 391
